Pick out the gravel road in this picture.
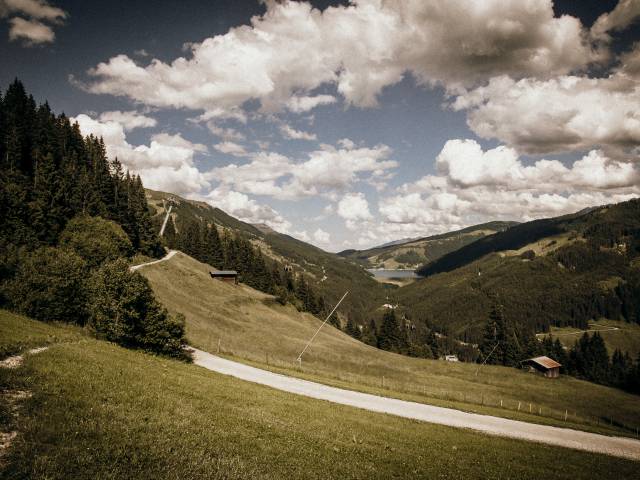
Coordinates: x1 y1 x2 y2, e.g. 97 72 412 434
130 250 177 271
192 348 640 461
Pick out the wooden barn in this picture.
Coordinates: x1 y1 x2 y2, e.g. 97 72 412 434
210 270 238 284
523 356 561 378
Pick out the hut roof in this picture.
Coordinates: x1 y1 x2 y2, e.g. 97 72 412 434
210 270 238 276
527 356 561 369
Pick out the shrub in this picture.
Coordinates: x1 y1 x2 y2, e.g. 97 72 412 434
6 247 88 323
87 259 190 360
520 250 536 260
59 216 133 268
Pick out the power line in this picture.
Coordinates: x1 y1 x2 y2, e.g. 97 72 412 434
297 291 349 364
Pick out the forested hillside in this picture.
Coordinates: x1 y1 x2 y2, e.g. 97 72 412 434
0 80 186 358
395 199 640 392
146 189 387 322
403 200 640 336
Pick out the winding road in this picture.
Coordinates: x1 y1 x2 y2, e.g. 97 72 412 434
191 348 640 461
130 250 177 272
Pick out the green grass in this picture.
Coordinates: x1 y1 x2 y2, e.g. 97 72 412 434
0 310 83 358
140 253 640 436
542 319 640 358
1 312 638 479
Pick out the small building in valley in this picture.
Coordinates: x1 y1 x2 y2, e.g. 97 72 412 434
443 354 459 362
523 356 561 378
210 270 238 284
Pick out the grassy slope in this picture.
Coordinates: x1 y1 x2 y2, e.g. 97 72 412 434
0 310 83 358
1 310 639 479
540 320 640 359
140 252 640 435
338 221 517 269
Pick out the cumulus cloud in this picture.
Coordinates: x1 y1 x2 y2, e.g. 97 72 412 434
2 0 67 45
199 187 291 233
618 42 640 78
207 141 397 200
279 124 317 141
82 0 597 113
98 110 157 130
452 74 640 154
332 137 640 249
313 228 331 245
213 141 249 157
286 94 337 113
8 16 52 43
72 113 209 195
591 0 640 40
337 192 373 224
207 124 246 141
371 139 639 241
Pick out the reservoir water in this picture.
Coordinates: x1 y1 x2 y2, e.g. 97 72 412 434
367 269 419 279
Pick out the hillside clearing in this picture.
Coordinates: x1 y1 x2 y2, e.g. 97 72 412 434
539 320 640 359
140 252 640 436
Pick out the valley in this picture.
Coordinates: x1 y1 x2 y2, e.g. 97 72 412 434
2 311 639 480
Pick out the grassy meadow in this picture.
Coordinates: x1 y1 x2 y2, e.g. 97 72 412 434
1 310 639 479
140 253 640 436
539 320 640 359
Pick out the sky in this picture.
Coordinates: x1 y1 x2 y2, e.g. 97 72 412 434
1 0 639 252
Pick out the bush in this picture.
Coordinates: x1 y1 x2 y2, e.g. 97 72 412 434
520 250 536 260
59 216 133 268
6 247 88 323
87 259 190 360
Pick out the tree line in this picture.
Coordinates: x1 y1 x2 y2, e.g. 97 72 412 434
478 301 639 394
344 308 478 362
0 80 187 359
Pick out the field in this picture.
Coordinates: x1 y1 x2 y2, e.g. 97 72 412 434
1 310 639 479
539 320 640 358
139 252 640 436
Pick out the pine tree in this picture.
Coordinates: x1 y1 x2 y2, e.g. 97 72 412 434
205 224 224 268
345 316 361 339
378 308 401 352
30 152 64 244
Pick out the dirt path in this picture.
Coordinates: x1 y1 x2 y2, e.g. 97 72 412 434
130 250 177 272
191 348 640 461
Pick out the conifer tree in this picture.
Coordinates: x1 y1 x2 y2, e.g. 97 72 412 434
378 308 402 352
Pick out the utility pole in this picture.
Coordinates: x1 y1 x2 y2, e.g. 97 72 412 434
475 342 499 376
297 291 349 364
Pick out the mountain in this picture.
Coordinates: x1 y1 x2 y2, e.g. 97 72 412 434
337 221 517 269
373 237 422 249
145 189 387 320
396 199 640 347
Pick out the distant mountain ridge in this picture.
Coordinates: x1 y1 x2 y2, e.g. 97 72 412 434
337 221 518 269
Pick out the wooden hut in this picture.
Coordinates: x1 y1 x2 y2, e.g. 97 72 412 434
210 270 238 284
523 356 561 378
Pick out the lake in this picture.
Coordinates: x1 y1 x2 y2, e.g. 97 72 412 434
367 269 419 279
